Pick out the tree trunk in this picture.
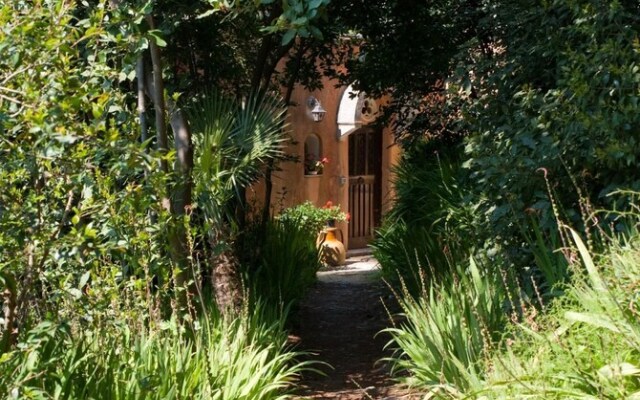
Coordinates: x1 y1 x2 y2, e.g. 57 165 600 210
209 240 244 316
1 272 17 353
168 99 196 309
146 16 170 191
136 57 148 144
144 17 195 315
251 36 274 92
168 102 193 215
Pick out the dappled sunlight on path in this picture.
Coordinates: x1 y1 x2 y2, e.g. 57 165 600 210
292 255 421 400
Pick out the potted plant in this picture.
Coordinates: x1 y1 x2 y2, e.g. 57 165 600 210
317 201 349 265
277 201 347 233
305 155 328 175
276 201 348 266
322 201 347 227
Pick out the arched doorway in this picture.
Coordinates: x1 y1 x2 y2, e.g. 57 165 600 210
336 84 384 249
347 127 382 249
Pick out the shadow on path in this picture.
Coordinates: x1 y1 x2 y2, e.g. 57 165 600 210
291 256 420 400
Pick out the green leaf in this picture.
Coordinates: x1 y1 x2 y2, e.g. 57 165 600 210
308 25 323 40
84 224 98 239
79 271 91 288
54 134 79 144
281 29 296 45
196 8 217 19
308 0 322 9
148 30 167 47
292 16 308 26
565 311 621 333
598 363 640 379
569 228 605 292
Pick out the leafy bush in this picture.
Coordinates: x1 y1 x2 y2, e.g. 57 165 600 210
0 0 183 343
372 141 475 292
277 201 348 236
384 259 506 397
460 0 640 259
522 217 571 296
476 229 640 398
0 7 313 398
372 222 452 294
241 217 322 308
0 302 308 400
381 185 640 398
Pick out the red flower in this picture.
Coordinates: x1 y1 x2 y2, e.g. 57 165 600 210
321 157 329 164
323 200 333 208
346 212 351 222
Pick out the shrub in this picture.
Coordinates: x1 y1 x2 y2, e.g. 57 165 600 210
476 229 640 399
372 140 474 292
521 217 571 297
277 201 348 236
460 0 640 262
0 302 308 400
384 258 506 397
372 222 452 294
241 217 322 309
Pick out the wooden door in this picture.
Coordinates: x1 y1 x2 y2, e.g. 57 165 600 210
348 128 382 249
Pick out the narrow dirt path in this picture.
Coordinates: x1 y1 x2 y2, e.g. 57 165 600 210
291 257 420 400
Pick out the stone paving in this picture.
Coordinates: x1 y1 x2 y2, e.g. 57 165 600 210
294 252 422 400
317 254 381 284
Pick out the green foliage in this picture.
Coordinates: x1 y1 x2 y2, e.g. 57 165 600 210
380 209 640 398
336 0 640 292
372 142 474 291
189 90 289 231
384 259 506 397
460 0 640 257
160 0 338 110
475 228 640 398
267 0 331 45
0 5 312 400
0 0 176 330
241 218 321 308
277 201 347 236
327 0 482 144
206 0 331 46
522 218 571 296
385 142 467 228
372 223 451 295
345 2 640 397
0 304 309 399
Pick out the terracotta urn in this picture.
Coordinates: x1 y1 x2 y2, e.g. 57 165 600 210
318 227 346 266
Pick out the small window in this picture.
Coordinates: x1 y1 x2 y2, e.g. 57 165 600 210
304 134 322 175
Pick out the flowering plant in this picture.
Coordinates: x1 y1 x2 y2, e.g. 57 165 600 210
305 154 329 174
322 201 349 227
278 201 347 234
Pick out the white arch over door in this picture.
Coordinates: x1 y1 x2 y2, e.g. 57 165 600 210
336 84 362 139
336 84 380 140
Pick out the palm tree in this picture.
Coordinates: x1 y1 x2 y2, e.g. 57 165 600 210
188 91 289 315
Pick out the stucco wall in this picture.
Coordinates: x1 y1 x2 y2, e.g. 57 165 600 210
248 76 399 250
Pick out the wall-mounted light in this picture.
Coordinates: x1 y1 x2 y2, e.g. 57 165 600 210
307 96 326 122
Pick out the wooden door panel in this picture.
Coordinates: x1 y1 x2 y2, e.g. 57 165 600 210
348 175 375 249
348 128 382 249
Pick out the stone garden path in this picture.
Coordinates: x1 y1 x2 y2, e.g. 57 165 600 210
291 254 421 400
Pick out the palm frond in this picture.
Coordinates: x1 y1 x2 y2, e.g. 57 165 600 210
187 90 289 227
